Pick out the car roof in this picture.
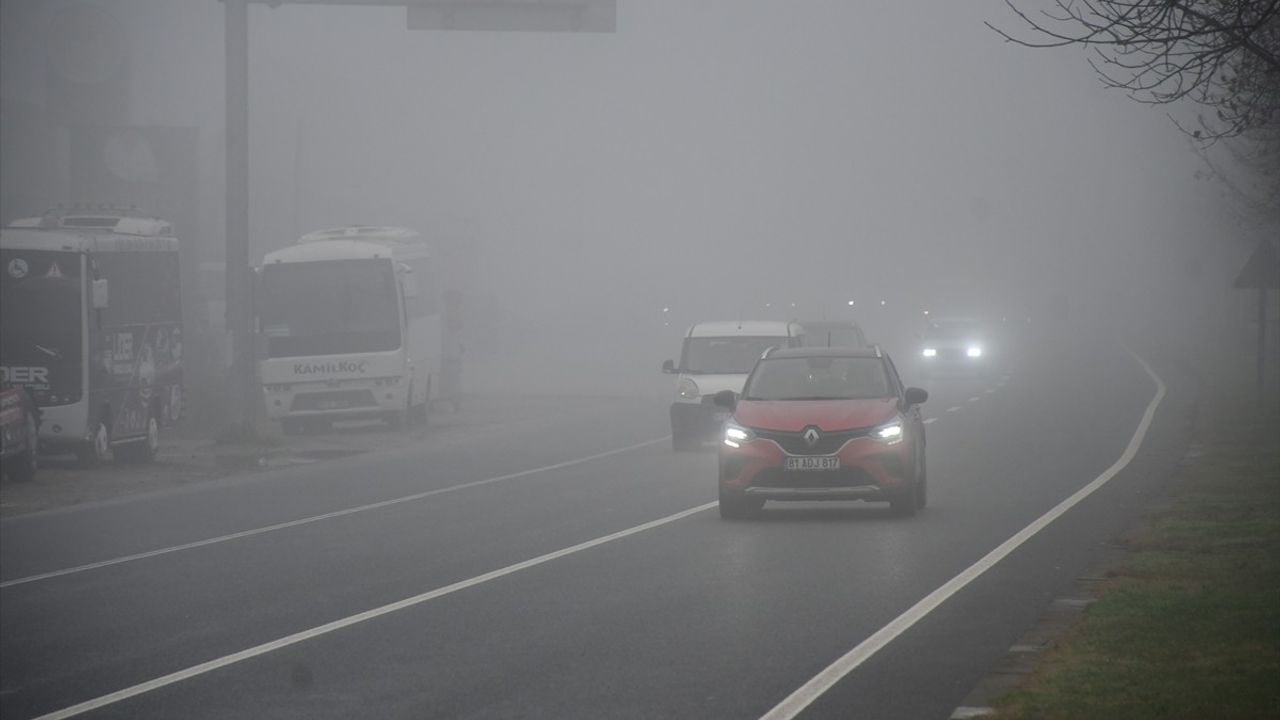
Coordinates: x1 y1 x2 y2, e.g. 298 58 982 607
686 320 802 338
763 346 882 359
798 319 862 328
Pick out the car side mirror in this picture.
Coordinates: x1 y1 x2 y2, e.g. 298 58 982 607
92 279 109 309
662 359 676 374
904 387 928 406
712 389 737 409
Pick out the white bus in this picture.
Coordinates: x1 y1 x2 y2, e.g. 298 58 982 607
1 209 183 465
258 226 439 433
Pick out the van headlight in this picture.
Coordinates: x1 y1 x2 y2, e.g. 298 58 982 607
966 345 983 358
723 422 753 449
922 348 937 358
677 378 700 400
872 419 904 445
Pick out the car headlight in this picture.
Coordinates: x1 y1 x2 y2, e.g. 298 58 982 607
723 422 753 449
922 348 937 358
677 378 700 400
966 345 983 358
872 419 904 444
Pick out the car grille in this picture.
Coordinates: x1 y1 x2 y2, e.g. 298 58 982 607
751 467 874 489
290 389 377 412
754 428 869 455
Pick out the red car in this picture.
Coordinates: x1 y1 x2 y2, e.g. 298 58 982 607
0 383 40 482
714 346 928 519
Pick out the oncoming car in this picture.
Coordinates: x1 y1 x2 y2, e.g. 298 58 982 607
918 317 989 375
662 321 804 451
799 319 868 348
714 346 928 519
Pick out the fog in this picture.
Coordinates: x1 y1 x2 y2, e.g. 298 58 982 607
2 0 1266 401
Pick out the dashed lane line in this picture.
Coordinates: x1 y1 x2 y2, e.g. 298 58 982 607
946 406 962 413
31 501 719 720
923 418 937 425
1 436 671 590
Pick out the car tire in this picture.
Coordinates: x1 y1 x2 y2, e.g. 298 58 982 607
915 450 928 510
672 432 699 452
889 460 921 517
718 488 764 520
6 415 39 482
76 420 112 468
116 414 159 464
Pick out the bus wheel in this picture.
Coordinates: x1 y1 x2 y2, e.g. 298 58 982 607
76 421 112 468
117 415 159 464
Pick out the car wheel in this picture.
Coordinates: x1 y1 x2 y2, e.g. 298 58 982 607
76 420 112 468
915 450 928 510
6 415 39 482
718 488 764 520
672 432 699 452
889 465 920 517
117 414 160 464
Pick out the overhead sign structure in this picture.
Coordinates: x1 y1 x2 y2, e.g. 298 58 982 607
407 0 615 32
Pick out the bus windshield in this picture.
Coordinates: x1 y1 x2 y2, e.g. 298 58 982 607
261 259 401 358
0 250 83 405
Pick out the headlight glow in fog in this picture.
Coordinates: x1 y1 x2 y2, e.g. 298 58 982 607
922 348 937 358
724 423 752 448
873 420 904 444
966 346 983 358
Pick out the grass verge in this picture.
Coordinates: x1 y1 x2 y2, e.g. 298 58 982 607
992 412 1280 720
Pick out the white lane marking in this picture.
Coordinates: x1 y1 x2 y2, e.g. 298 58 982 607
967 396 980 403
1 436 671 590
32 501 718 720
922 418 937 425
759 349 1166 720
946 406 962 413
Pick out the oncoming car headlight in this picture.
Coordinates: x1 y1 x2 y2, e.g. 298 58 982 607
922 348 937 358
723 422 753 449
677 378 700 400
872 419 904 445
966 345 983 358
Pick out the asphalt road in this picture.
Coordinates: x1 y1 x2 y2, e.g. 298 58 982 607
0 335 1196 720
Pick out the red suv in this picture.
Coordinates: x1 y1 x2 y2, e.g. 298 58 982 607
714 346 928 519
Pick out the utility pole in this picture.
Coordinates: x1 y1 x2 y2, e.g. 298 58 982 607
224 0 255 438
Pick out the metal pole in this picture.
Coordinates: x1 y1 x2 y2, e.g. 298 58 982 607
1260 283 1268 414
225 0 255 436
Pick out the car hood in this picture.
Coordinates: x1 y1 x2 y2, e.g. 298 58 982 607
735 398 899 432
679 373 749 397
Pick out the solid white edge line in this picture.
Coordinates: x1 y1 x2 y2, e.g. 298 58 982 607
32 500 718 720
1 436 671 590
759 349 1166 720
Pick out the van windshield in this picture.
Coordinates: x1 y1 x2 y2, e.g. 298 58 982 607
679 336 786 374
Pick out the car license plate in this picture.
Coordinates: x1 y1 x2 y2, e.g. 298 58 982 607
317 400 349 410
784 456 840 471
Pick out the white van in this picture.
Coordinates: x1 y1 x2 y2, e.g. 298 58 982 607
661 320 804 451
258 227 439 433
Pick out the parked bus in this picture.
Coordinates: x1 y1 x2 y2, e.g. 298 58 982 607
0 209 183 465
258 226 439 433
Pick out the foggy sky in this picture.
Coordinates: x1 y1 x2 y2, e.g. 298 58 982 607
0 0 1246 352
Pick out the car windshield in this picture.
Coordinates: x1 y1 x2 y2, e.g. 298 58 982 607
742 356 892 400
924 321 982 340
680 336 787 374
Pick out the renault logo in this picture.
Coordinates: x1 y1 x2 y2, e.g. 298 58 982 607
802 427 821 448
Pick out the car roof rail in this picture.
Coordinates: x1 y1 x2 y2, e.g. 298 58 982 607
761 345 780 359
872 344 883 358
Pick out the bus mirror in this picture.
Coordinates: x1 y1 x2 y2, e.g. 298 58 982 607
401 269 420 299
92 279 110 309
